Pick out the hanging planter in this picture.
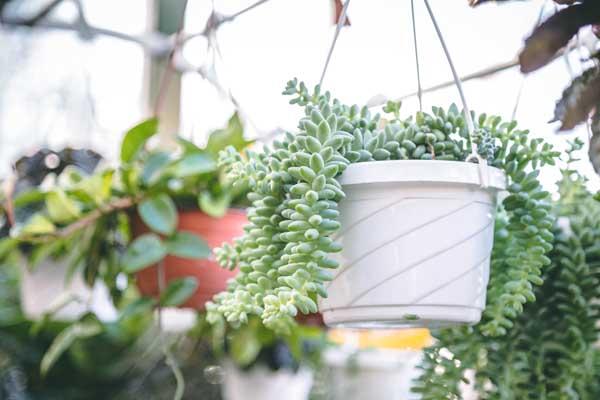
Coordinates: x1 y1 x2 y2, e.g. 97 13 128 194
206 0 558 336
206 80 558 336
133 209 246 309
319 160 506 327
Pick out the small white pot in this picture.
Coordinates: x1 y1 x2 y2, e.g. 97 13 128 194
319 160 506 328
324 347 422 400
20 259 117 321
222 363 313 400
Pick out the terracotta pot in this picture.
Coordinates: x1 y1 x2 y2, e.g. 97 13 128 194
133 209 246 310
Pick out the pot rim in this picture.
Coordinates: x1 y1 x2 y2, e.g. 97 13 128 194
338 160 506 190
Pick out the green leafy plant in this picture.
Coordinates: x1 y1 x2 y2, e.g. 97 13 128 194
0 113 251 395
196 314 326 372
0 112 251 305
206 79 559 336
413 139 600 399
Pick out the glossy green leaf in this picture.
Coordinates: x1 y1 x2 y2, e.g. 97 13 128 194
230 325 262 367
40 320 102 376
17 214 56 236
75 170 114 205
13 188 45 208
171 153 216 178
46 189 81 223
122 234 166 272
120 118 159 163
159 277 198 307
118 297 156 320
141 151 172 185
166 231 210 259
198 191 230 218
138 194 178 235
206 113 253 154
177 137 202 154
0 238 17 259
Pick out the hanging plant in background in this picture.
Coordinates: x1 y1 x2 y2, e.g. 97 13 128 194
206 80 559 335
413 139 600 399
469 0 600 175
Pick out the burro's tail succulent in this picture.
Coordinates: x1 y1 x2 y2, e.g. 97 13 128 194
206 79 559 336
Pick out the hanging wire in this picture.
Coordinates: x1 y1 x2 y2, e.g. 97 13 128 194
319 0 351 87
422 0 479 164
410 0 423 111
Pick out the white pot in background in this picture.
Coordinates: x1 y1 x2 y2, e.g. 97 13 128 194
319 160 506 328
324 347 422 400
222 363 313 400
20 259 117 321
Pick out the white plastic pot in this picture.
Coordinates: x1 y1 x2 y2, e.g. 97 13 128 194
319 160 506 328
324 347 422 400
20 259 117 321
222 363 313 400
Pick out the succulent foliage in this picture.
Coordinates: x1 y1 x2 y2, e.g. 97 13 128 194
207 80 559 335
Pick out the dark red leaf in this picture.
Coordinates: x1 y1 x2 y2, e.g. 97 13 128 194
554 67 600 124
519 2 600 73
560 73 600 130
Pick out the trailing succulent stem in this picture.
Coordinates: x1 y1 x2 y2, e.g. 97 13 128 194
207 79 558 335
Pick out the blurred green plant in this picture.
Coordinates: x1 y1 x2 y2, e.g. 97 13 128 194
195 314 327 372
0 112 251 305
0 112 252 399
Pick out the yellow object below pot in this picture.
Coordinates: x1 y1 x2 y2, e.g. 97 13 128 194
328 328 432 350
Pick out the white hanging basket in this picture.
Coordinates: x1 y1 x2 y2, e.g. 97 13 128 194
222 363 313 400
20 259 117 322
318 160 506 328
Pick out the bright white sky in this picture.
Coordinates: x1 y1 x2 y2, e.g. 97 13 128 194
0 0 597 192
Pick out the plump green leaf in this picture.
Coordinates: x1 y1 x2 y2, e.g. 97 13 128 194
138 194 178 235
159 277 198 307
40 320 102 376
120 118 159 163
122 234 166 272
206 113 253 154
166 231 211 259
198 191 230 218
46 189 81 223
171 153 216 178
